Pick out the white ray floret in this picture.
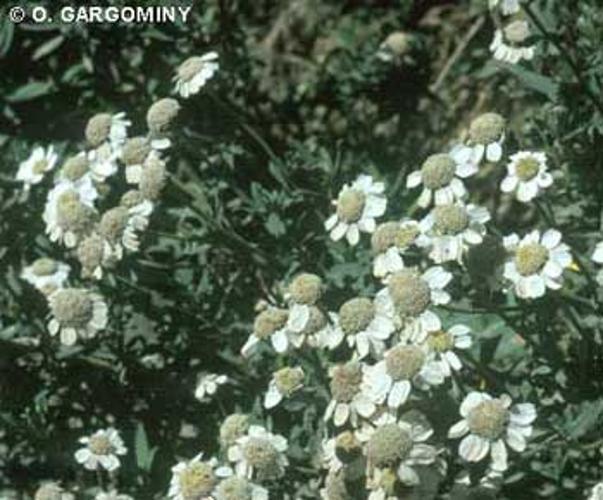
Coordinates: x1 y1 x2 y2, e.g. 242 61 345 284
174 52 219 98
74 427 127 472
16 145 58 188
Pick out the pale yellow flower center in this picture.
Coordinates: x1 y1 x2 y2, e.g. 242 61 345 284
467 400 509 440
515 156 540 181
504 20 531 44
219 414 249 448
77 234 104 270
56 192 95 233
179 461 216 498
89 434 112 455
469 113 505 145
388 269 431 316
367 424 412 467
433 204 469 235
243 438 279 470
330 363 362 403
371 222 418 254
385 344 425 380
336 189 366 223
421 154 456 190
338 297 375 335
253 309 288 339
139 156 167 200
33 159 49 175
51 288 94 328
120 189 145 208
62 155 89 181
335 431 361 463
121 137 150 166
147 97 181 133
177 57 205 82
515 243 549 276
427 329 454 353
274 367 304 396
32 258 58 276
383 32 410 56
99 207 129 243
215 476 252 500
86 113 112 147
288 273 323 304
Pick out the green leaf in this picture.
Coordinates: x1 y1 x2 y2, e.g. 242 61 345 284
0 17 15 58
6 81 55 103
496 61 559 99
32 35 65 61
265 212 286 236
135 422 156 471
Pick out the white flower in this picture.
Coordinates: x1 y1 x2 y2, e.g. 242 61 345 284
325 175 387 246
241 307 297 356
320 431 362 473
85 112 131 149
503 229 572 299
195 373 229 402
592 242 603 285
43 182 97 248
74 427 127 471
406 152 476 208
488 0 521 15
363 343 444 409
227 425 288 481
264 366 305 409
88 143 120 182
419 202 490 264
448 392 536 472
174 52 219 98
490 20 535 64
99 200 153 261
124 146 170 186
16 145 58 188
589 482 603 500
423 325 472 378
34 482 75 500
371 220 421 279
95 491 133 500
214 475 269 500
324 362 375 427
357 413 437 488
454 113 506 166
331 296 395 359
168 453 231 500
21 258 70 295
376 266 452 343
501 151 552 202
48 288 108 345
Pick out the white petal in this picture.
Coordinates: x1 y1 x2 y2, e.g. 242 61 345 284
459 434 490 462
448 419 469 438
491 439 508 472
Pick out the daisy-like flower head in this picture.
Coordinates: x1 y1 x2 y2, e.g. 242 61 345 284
138 153 168 201
321 431 363 472
461 112 507 165
241 307 289 356
501 151 552 202
334 296 394 359
377 266 451 342
448 392 536 472
378 31 411 62
287 272 323 306
74 427 127 471
213 475 269 500
87 143 120 183
358 413 437 488
147 97 181 135
98 201 153 260
227 425 288 481
220 414 250 449
174 52 219 98
168 453 231 500
364 343 444 409
325 175 387 246
59 153 102 200
589 482 603 500
48 287 108 345
95 491 133 500
21 258 70 295
195 373 229 402
324 362 375 427
488 0 521 15
490 19 535 65
503 229 572 299
264 366 305 409
77 233 107 280
85 112 130 149
371 220 420 279
43 184 98 248
420 202 490 264
34 482 75 500
423 325 472 378
406 152 477 208
284 304 334 350
17 145 58 188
